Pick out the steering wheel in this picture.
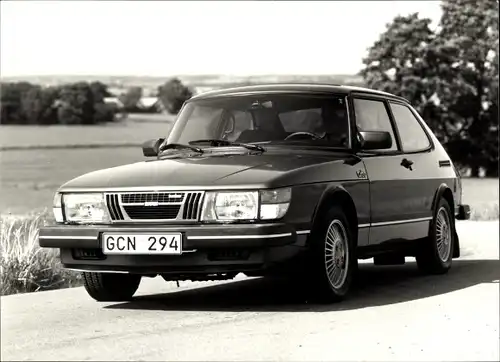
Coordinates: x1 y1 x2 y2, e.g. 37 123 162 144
284 132 321 141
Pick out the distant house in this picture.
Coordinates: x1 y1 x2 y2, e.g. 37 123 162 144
136 97 167 113
103 97 124 108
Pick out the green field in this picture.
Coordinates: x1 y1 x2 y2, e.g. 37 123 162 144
0 116 175 150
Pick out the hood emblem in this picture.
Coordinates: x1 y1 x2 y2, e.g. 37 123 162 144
144 201 160 207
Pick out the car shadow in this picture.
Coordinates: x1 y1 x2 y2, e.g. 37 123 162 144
104 259 499 312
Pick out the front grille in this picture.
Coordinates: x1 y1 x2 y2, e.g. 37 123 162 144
105 191 204 222
123 205 181 219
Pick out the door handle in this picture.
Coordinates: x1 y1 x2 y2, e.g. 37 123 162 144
401 158 414 170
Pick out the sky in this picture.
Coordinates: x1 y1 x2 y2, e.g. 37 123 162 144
0 0 443 77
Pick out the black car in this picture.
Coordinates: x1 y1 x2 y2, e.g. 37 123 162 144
38 83 471 303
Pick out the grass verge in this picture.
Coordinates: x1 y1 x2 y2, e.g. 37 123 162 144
0 210 82 296
469 203 499 221
0 201 498 296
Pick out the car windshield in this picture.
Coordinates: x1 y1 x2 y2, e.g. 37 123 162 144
165 93 351 149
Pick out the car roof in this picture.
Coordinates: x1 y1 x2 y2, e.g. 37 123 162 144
189 83 409 103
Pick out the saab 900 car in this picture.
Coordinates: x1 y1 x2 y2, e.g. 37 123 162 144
38 84 471 303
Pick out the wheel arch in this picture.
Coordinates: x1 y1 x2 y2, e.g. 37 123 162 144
310 186 359 246
432 184 455 214
431 183 460 258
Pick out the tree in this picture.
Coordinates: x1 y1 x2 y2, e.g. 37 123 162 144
157 78 193 114
360 0 499 176
1 81 116 125
90 81 112 102
431 0 499 176
360 13 436 101
56 82 96 125
93 102 116 124
118 86 143 112
20 85 60 125
0 82 37 124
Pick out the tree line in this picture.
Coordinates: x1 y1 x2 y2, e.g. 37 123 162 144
0 78 193 125
118 78 193 114
360 0 498 176
1 81 115 125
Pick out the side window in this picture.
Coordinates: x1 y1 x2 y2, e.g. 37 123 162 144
353 98 397 151
389 103 431 152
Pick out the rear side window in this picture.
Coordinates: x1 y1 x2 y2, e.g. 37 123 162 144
389 103 431 152
353 98 398 151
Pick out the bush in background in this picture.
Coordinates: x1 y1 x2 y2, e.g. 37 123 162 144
0 81 118 125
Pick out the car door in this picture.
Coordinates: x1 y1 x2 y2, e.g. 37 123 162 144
387 99 457 223
350 94 432 245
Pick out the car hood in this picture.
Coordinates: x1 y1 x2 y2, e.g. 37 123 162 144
59 151 360 191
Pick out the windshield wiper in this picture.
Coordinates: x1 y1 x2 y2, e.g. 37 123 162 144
189 139 265 152
159 143 204 154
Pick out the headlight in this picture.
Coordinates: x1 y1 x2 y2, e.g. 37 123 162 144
201 191 258 221
53 192 64 223
63 193 110 224
200 188 291 222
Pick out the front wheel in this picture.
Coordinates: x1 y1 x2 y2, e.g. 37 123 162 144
82 272 142 302
305 206 357 302
416 198 455 274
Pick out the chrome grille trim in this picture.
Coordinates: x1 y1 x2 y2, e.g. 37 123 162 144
105 191 205 223
121 192 185 204
106 194 124 220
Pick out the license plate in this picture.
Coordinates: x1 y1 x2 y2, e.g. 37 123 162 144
101 233 182 255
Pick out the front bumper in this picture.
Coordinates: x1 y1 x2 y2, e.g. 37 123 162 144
38 223 310 274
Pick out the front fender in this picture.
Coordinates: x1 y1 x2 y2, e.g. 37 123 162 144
310 177 371 247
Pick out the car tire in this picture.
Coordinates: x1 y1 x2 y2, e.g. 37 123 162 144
82 272 141 302
305 205 357 303
415 198 455 274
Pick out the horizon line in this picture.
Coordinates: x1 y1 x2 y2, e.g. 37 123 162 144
0 73 362 79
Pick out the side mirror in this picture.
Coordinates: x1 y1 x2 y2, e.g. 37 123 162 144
358 131 392 150
142 138 165 157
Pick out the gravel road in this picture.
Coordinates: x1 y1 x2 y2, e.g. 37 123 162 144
2 220 499 361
